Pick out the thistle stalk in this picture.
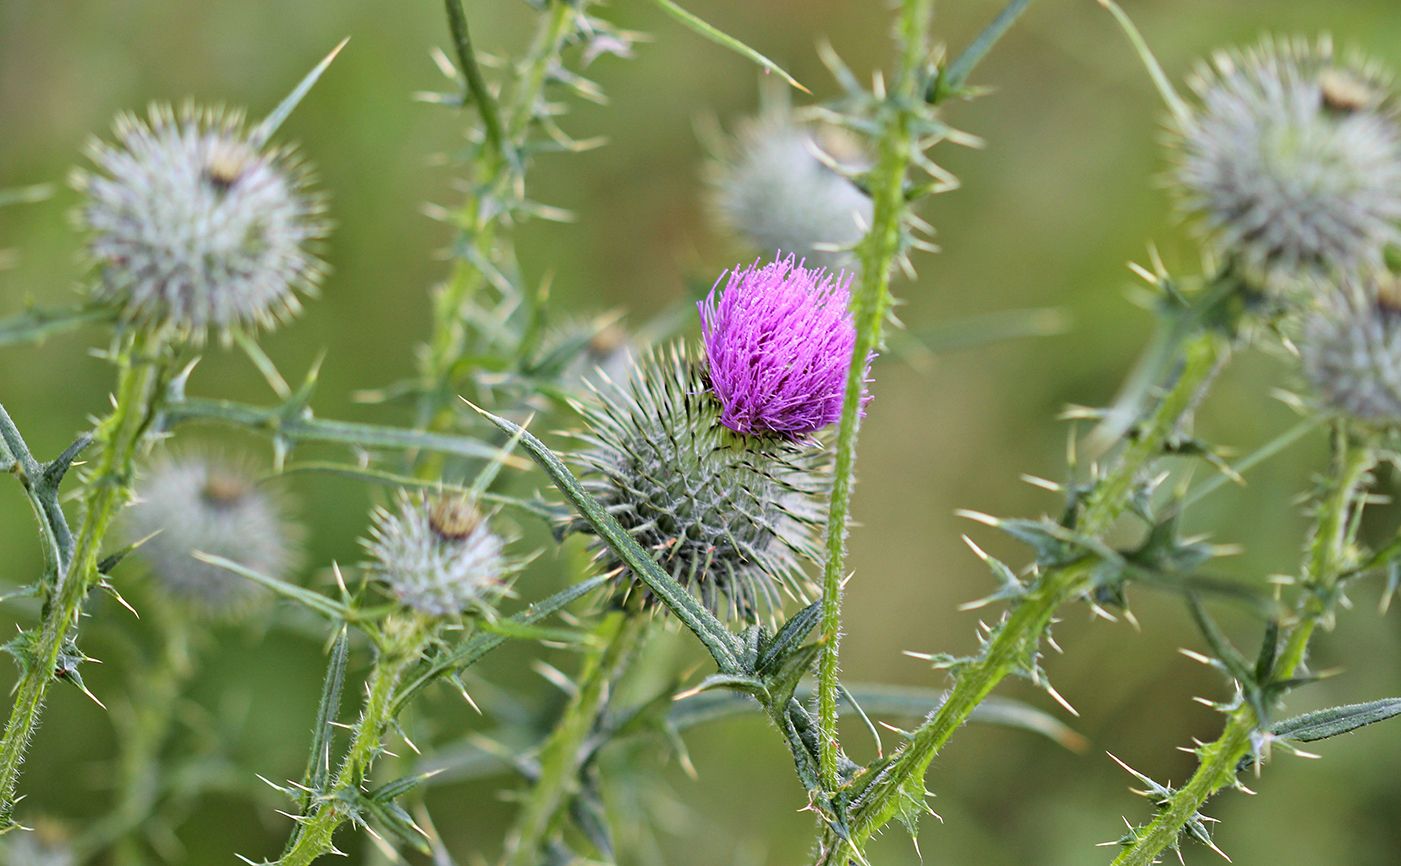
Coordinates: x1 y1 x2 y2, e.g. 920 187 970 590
818 327 1230 863
0 328 171 830
815 0 935 792
277 616 432 866
502 608 647 865
1110 424 1376 866
417 0 576 439
77 602 194 863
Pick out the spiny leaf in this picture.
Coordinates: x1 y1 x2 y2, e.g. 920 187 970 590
647 0 808 93
391 574 611 715
1271 698 1401 743
194 552 357 622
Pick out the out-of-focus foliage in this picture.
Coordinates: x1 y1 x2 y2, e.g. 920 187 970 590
2 1 1400 863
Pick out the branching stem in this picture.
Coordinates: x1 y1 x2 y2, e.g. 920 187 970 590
1110 426 1375 866
0 328 171 829
818 327 1228 864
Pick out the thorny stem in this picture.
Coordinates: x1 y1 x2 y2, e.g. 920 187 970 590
77 603 194 863
818 328 1229 864
815 0 935 792
417 0 577 445
277 616 432 866
502 608 647 865
1110 425 1376 866
0 328 171 830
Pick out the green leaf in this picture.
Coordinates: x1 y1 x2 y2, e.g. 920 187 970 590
391 574 611 715
933 0 1037 101
755 601 821 674
284 629 349 855
467 403 743 672
667 682 1086 751
647 0 808 94
163 397 517 466
193 553 355 622
277 461 566 523
0 305 113 347
1271 699 1401 743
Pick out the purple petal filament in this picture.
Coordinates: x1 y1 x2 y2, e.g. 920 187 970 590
699 254 869 437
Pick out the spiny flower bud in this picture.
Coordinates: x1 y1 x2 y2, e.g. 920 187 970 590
709 115 871 272
1300 274 1401 425
74 104 327 341
364 491 507 616
700 255 868 438
126 453 301 615
1172 37 1401 290
572 344 828 621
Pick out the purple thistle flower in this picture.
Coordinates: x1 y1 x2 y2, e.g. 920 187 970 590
699 254 868 437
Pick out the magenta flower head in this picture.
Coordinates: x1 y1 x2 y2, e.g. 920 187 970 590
699 254 868 437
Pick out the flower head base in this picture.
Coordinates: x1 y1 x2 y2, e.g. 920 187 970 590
709 114 871 272
1300 274 1401 426
700 255 867 438
572 345 828 621
1172 37 1401 290
75 104 327 341
126 453 300 615
364 490 507 617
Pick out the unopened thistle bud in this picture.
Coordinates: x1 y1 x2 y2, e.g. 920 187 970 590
74 104 327 340
572 345 828 621
1172 37 1401 290
709 115 871 272
364 491 507 616
700 255 869 438
1300 274 1401 425
126 453 299 615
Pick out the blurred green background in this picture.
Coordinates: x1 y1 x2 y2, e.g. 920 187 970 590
3 1 1401 863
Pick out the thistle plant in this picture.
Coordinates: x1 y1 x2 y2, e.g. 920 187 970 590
75 105 327 341
3 0 1401 864
707 110 873 271
126 451 301 614
1172 36 1401 291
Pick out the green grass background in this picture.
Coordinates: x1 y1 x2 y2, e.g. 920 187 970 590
2 1 1400 863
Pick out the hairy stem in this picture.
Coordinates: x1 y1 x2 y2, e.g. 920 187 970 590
815 0 935 791
819 327 1228 863
278 617 431 866
78 603 194 864
502 609 646 864
0 329 170 829
417 0 576 441
1110 427 1375 866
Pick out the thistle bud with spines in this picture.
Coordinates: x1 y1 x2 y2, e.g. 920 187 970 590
1172 36 1401 291
364 490 509 617
74 103 328 342
125 452 301 616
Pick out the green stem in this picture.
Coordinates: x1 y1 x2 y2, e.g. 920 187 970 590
418 0 576 444
815 0 935 792
0 328 170 830
1110 426 1375 866
819 328 1228 864
443 0 507 162
77 604 194 864
278 617 431 866
502 609 647 865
